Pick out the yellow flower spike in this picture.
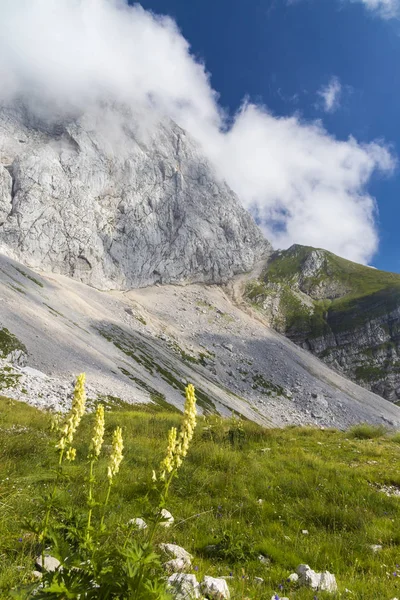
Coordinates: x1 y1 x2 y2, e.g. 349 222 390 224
159 426 177 481
88 405 105 460
173 384 197 468
56 373 87 453
107 426 124 482
159 384 197 479
66 447 76 462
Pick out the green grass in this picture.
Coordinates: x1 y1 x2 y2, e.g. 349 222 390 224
1 398 400 598
246 245 400 367
348 423 388 440
0 328 27 359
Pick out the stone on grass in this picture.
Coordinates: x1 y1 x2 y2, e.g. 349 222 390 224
369 544 382 553
160 543 192 564
297 564 337 592
32 571 42 580
128 517 147 530
168 573 201 600
201 576 230 599
164 558 189 574
35 554 60 572
160 508 174 527
254 577 264 584
287 573 299 583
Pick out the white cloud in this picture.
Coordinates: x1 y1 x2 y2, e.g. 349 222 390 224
348 0 400 18
0 0 395 265
317 77 342 113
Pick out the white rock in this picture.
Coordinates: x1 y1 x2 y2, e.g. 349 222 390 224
35 554 61 572
128 517 147 530
160 543 192 565
32 570 42 579
254 576 264 584
168 573 201 600
369 544 382 552
160 508 174 527
301 529 309 535
164 558 188 574
319 571 338 592
201 576 230 599
297 564 337 592
288 572 299 583
258 554 270 565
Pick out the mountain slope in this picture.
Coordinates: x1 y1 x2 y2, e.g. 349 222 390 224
1 253 399 428
245 245 400 401
0 103 270 290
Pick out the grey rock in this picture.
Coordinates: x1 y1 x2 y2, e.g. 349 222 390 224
297 564 338 592
20 366 47 379
201 576 230 599
160 508 174 527
164 558 189 574
128 517 147 530
32 571 42 580
160 543 192 565
168 573 201 600
35 554 60 573
0 104 270 291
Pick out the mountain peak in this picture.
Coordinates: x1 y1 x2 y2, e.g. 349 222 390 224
0 103 271 290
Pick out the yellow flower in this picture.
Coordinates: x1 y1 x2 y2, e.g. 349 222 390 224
160 426 177 481
66 447 76 462
56 374 87 453
107 426 124 482
159 384 197 479
88 405 105 459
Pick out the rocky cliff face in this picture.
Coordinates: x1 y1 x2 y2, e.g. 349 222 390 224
245 245 400 402
0 104 270 290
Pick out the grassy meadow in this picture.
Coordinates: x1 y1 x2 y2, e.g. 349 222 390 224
1 395 400 599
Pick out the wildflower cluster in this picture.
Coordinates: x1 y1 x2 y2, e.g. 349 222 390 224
108 426 124 482
56 373 86 456
88 404 105 459
160 384 197 480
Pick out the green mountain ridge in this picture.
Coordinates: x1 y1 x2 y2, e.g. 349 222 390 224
245 245 400 402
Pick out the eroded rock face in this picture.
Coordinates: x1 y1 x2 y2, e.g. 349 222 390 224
246 244 400 402
0 165 12 224
0 104 270 290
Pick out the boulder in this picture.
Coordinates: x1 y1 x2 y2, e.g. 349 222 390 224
128 517 147 530
160 543 192 566
201 576 230 599
297 564 337 592
168 573 201 600
35 554 60 572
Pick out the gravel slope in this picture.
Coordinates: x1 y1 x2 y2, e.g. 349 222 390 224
0 253 399 429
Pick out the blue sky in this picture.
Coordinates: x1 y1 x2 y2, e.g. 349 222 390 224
136 0 400 272
1 0 399 271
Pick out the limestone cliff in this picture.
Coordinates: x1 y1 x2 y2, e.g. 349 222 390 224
245 244 400 402
0 103 270 290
